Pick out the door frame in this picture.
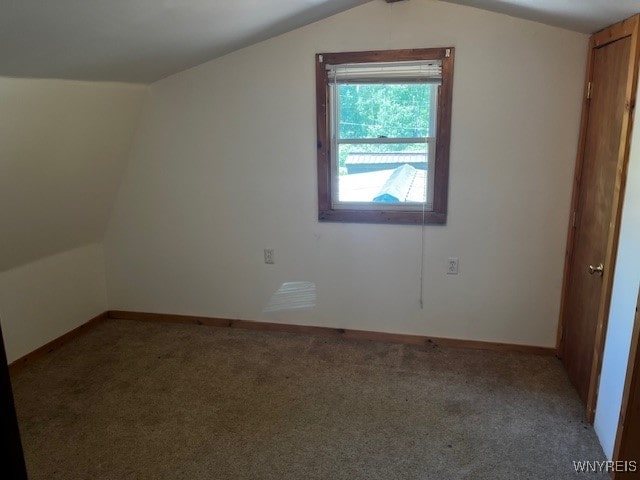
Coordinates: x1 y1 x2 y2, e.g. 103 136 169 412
557 14 640 422
612 287 640 477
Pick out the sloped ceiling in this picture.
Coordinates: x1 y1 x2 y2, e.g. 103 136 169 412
0 78 145 271
443 0 640 34
0 0 370 84
1 0 638 85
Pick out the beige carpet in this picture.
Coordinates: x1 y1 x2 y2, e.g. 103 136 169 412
11 319 605 479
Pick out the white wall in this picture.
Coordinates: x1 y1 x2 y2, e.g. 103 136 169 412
0 244 107 362
594 79 640 459
0 77 146 360
105 0 588 347
0 77 146 271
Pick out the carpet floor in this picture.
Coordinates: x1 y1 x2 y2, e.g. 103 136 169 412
11 319 605 479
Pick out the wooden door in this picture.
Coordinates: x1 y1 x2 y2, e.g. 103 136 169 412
613 289 640 479
559 16 640 421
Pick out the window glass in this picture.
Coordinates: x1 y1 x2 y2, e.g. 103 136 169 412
334 83 436 207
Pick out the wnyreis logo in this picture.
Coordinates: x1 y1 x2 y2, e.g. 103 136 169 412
573 460 637 473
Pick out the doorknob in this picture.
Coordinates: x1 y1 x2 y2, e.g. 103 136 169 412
588 263 604 275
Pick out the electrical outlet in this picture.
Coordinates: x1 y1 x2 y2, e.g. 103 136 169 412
447 257 459 275
264 249 275 264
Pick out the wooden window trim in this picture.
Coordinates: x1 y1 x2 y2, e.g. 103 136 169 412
315 47 454 225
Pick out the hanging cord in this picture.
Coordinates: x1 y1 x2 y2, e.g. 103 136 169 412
420 85 438 310
419 143 428 310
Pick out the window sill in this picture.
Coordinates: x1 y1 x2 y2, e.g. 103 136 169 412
318 209 447 225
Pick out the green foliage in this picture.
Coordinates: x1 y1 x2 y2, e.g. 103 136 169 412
339 83 432 139
336 83 433 170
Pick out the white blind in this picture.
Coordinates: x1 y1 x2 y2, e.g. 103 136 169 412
327 60 442 84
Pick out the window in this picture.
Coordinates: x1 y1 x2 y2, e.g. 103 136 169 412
316 48 454 224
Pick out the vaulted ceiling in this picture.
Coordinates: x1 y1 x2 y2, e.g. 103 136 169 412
0 0 638 84
444 0 640 34
0 0 370 84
